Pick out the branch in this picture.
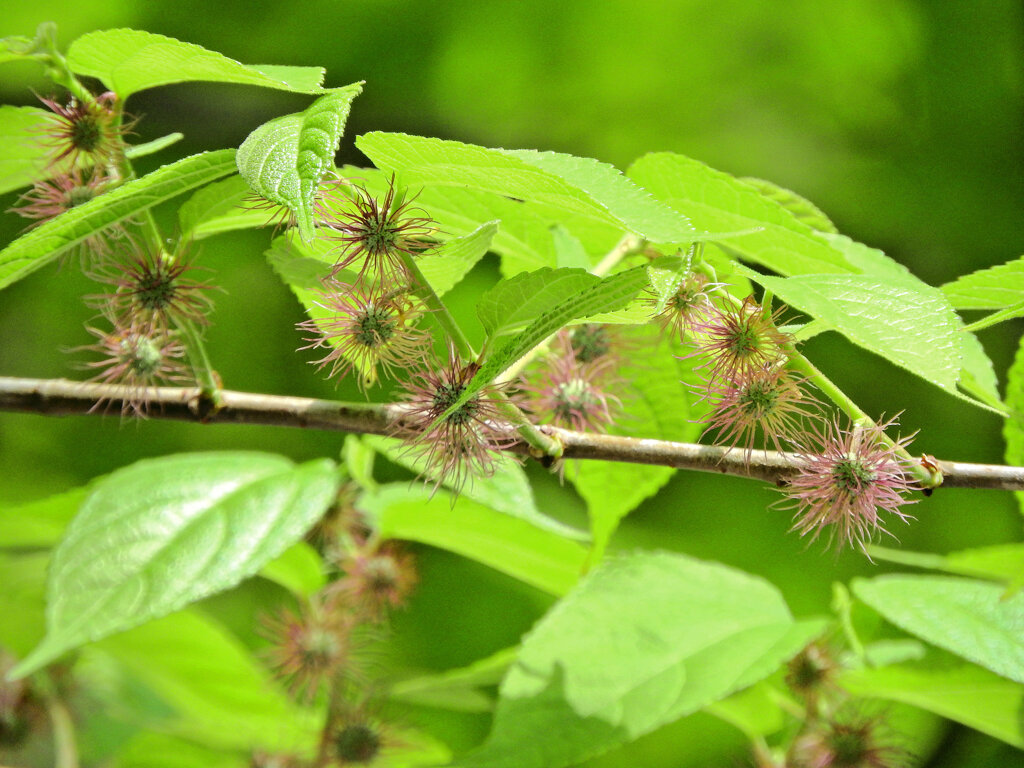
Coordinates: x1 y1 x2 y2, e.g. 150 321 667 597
2 376 1022 490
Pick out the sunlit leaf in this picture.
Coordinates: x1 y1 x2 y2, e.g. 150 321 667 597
477 268 600 337
67 28 328 99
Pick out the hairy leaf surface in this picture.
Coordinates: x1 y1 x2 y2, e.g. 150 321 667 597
477 268 600 337
11 452 340 677
237 86 362 241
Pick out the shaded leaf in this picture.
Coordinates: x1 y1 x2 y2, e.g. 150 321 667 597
359 484 586 596
67 28 327 99
841 659 1024 749
237 86 363 241
391 647 517 713
852 575 1024 683
12 452 340 677
178 174 254 241
0 105 51 195
0 149 237 290
416 219 497 296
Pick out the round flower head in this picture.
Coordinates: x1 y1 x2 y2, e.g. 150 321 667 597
329 542 418 623
299 280 429 390
393 347 512 493
566 323 617 365
319 176 436 288
702 365 821 464
521 333 622 433
646 272 719 341
791 707 908 768
260 597 355 702
81 323 188 418
88 241 216 332
782 415 917 553
690 296 792 386
36 91 125 169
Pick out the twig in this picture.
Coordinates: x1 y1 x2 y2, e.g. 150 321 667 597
1 376 1022 490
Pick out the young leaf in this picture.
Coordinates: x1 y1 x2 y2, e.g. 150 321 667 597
0 105 51 195
124 131 184 160
10 452 340 678
840 660 1024 749
458 551 825 768
237 85 363 241
259 542 326 598
0 149 237 290
477 268 601 338
66 28 328 99
739 177 838 233
628 152 855 276
852 575 1024 684
416 219 498 296
740 269 964 397
391 646 517 713
942 254 1024 310
446 266 650 419
356 132 696 242
359 484 587 596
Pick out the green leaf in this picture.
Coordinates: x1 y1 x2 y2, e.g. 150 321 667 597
1005 333 1024 516
869 543 1024 587
552 225 591 269
814 232 918 283
416 219 497 296
356 132 696 242
628 152 855 276
391 647 517 713
446 266 650 420
0 34 34 64
259 542 325 597
568 325 705 553
958 328 1006 411
0 149 237 291
359 484 587 596
113 732 244 768
0 105 50 195
942 255 1024 310
363 435 586 541
841 660 1024 748
740 269 963 396
67 29 328 99
0 487 86 548
125 132 184 160
177 174 254 240
84 608 317 751
704 682 786 739
477 268 601 337
237 86 363 241
11 452 340 678
459 551 825 768
0 553 48 656
739 177 838 233
852 575 1024 683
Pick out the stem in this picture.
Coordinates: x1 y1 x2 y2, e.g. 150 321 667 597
403 255 475 361
37 674 79 768
3 377 1022 489
177 319 222 406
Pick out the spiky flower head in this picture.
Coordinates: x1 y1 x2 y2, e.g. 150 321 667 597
81 323 188 418
298 280 428 390
335 723 382 765
260 597 355 701
393 347 512 492
88 241 216 332
521 333 622 433
690 296 792 385
329 542 418 623
791 708 908 768
647 272 719 341
319 176 436 287
783 416 917 553
36 91 125 169
785 642 840 715
10 165 113 225
702 365 820 464
567 323 616 365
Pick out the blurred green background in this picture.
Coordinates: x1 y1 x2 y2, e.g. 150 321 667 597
1 2 1023 766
